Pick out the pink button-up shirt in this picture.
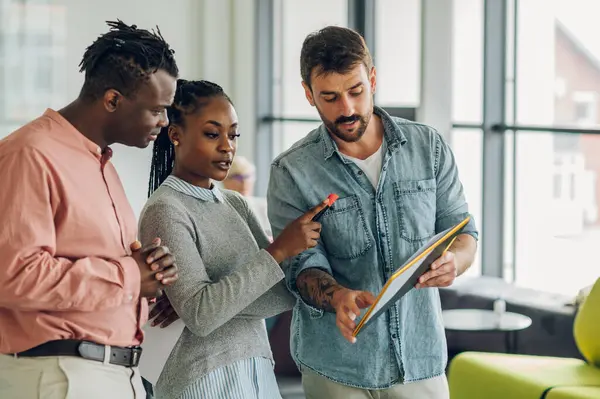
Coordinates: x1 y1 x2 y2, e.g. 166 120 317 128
0 109 148 354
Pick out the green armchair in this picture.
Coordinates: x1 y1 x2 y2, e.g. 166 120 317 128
447 278 600 399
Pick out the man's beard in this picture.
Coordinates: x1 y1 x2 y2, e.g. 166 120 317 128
318 109 372 143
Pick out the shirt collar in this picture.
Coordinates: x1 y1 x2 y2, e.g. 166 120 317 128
162 175 224 203
320 105 407 160
43 108 111 160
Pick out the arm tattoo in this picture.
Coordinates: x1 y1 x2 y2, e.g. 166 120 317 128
296 268 343 312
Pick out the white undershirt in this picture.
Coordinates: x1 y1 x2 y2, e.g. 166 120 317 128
343 142 385 188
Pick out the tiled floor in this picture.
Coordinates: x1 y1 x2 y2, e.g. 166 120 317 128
277 377 305 399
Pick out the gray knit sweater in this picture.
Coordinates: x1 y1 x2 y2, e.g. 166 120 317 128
138 181 295 399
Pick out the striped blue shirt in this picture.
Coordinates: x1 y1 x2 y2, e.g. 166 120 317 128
178 357 281 399
161 175 225 203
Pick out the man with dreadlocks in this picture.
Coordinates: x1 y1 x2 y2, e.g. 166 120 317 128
0 20 180 398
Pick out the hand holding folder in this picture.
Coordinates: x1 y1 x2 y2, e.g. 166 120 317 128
351 216 471 337
415 236 458 289
330 288 376 344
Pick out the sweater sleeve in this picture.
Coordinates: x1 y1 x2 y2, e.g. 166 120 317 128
224 192 296 319
138 198 284 337
236 281 295 319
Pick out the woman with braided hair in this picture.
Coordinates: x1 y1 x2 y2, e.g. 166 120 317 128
138 79 328 398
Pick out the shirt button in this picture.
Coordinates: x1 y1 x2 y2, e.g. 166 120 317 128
57 301 73 310
391 333 397 339
358 171 364 175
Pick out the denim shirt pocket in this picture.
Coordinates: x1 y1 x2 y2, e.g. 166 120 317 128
320 195 372 259
393 179 437 243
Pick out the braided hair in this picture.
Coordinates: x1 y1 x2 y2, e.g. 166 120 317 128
148 79 232 197
79 20 179 100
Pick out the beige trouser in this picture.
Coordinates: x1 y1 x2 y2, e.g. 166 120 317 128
302 368 450 399
0 353 146 399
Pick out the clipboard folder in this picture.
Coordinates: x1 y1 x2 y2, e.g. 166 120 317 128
352 216 471 337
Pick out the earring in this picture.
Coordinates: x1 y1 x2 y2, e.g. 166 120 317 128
172 140 179 146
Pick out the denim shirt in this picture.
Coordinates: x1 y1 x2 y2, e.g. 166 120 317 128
266 107 478 389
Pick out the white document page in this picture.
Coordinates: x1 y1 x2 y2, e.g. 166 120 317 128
138 318 185 385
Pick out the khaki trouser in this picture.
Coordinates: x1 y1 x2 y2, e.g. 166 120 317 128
302 368 450 399
0 353 146 399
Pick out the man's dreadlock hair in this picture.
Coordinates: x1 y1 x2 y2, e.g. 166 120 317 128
148 79 233 197
79 20 178 100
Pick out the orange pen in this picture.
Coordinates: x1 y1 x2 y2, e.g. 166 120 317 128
312 193 339 221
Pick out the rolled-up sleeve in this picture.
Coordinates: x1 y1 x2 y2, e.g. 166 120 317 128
433 132 479 239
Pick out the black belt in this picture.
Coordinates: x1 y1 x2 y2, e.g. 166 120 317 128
13 339 142 368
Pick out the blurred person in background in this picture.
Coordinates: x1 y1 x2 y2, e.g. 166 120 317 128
223 155 272 238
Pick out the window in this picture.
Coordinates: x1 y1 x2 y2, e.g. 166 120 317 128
512 131 600 295
260 1 486 282
271 0 348 154
452 0 483 124
450 0 484 276
1 1 67 126
572 92 597 126
509 0 600 295
451 128 483 277
277 121 323 154
374 0 421 107
269 0 425 155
